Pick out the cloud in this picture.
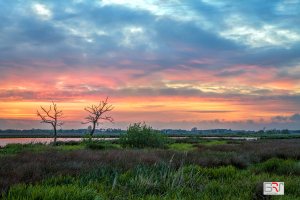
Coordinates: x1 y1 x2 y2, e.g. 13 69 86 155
290 113 300 121
215 70 246 77
271 115 288 122
0 0 299 125
247 120 254 124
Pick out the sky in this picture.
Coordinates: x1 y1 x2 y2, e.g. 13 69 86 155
0 0 300 131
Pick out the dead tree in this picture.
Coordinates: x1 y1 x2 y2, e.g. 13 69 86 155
36 102 65 146
82 97 114 136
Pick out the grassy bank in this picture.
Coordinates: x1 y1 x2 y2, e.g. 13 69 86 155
1 139 300 199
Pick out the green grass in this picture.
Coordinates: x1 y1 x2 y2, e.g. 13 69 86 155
169 143 197 151
169 140 229 151
198 140 228 146
54 145 85 151
0 142 48 156
3 161 300 199
249 158 300 176
0 139 122 156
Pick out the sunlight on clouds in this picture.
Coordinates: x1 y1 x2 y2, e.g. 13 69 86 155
32 3 52 20
220 25 300 48
65 8 76 14
101 0 160 12
121 26 152 48
18 87 27 90
276 0 300 15
53 20 103 44
100 0 198 22
97 31 107 35
201 0 226 7
165 83 194 89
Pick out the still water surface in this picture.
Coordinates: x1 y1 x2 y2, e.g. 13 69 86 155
0 137 258 147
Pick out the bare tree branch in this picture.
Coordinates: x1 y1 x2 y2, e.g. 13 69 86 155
36 102 65 146
82 96 114 136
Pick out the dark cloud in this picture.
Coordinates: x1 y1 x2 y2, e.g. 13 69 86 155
290 113 300 121
216 70 246 77
0 0 299 75
247 120 254 124
271 115 288 122
252 89 272 95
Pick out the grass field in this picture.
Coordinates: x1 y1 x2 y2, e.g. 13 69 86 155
1 138 300 199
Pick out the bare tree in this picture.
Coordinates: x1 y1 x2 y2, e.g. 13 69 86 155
36 102 65 146
82 97 114 136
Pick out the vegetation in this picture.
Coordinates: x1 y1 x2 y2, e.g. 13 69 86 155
3 161 300 199
119 122 171 149
2 133 300 199
0 142 47 155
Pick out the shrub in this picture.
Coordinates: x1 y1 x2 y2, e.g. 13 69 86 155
119 122 170 149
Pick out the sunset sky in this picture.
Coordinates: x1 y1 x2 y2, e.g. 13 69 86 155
0 0 300 130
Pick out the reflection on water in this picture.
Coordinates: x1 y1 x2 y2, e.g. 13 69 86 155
0 136 258 147
0 138 82 147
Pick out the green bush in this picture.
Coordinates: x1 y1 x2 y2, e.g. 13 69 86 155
119 122 170 149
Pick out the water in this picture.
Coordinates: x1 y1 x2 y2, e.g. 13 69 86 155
0 138 83 147
0 137 258 147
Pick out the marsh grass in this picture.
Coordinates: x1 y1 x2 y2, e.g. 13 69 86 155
249 158 300 176
169 143 197 151
2 139 300 199
3 161 300 199
198 140 228 146
0 142 47 156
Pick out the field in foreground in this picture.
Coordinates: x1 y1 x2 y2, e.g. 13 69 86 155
1 138 300 199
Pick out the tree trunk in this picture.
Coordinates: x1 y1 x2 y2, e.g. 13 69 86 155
53 125 57 147
90 122 96 136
